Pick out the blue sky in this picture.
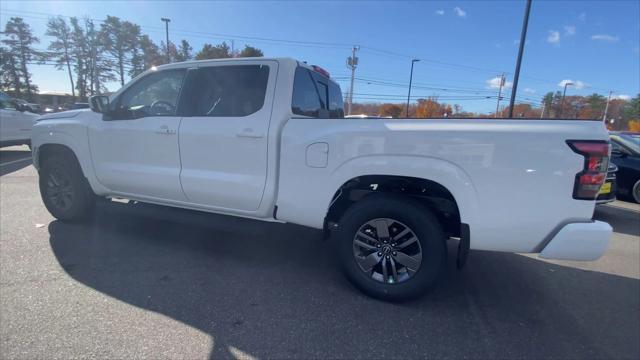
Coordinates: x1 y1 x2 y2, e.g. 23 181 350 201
1 0 638 113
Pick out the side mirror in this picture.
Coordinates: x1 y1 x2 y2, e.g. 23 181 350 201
90 95 110 114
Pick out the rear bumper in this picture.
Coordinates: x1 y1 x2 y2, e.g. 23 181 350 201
539 220 612 261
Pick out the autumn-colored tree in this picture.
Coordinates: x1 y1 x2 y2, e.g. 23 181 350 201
414 98 452 118
379 103 402 118
628 120 640 132
415 98 440 118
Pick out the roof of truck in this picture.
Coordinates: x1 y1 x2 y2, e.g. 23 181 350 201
155 57 299 70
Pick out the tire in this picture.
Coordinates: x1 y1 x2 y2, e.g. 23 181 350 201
39 154 95 222
335 194 447 301
633 180 640 204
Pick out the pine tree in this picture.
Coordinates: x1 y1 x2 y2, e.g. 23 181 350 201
1 17 40 100
45 16 75 98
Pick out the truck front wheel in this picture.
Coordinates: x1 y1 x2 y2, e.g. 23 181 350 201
335 194 447 301
39 155 95 222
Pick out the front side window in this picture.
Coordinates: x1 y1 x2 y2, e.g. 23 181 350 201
117 69 186 119
186 65 269 117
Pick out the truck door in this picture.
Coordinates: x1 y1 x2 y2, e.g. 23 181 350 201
178 61 277 211
88 68 188 201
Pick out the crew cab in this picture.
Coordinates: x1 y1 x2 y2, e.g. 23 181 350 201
31 58 613 300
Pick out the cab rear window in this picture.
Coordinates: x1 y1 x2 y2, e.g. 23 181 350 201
292 67 344 118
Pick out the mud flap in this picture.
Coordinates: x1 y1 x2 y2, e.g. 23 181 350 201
457 223 470 269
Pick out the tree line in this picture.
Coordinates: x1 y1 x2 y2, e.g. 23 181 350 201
351 93 639 130
1 16 264 101
1 16 638 130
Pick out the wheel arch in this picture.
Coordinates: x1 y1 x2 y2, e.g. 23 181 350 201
36 143 80 169
32 132 107 195
276 154 479 233
326 174 465 238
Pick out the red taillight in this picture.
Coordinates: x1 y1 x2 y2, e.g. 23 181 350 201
566 140 610 200
587 157 604 171
579 173 606 185
311 65 330 78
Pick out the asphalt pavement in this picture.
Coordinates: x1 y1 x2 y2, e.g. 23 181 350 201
1 145 639 359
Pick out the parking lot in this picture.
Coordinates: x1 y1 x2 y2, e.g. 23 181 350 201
1 145 638 359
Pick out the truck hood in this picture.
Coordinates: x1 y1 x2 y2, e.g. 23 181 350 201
38 109 91 121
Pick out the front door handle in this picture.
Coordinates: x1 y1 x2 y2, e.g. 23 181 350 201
236 128 263 139
155 125 176 135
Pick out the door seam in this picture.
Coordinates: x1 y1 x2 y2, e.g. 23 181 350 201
177 116 191 202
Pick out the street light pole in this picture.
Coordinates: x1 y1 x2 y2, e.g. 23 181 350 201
161 17 171 63
406 59 419 118
495 73 505 118
602 90 613 122
508 0 532 118
559 82 573 118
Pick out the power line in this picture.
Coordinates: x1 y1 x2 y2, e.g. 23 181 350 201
2 9 353 49
350 78 499 95
3 8 624 99
360 47 512 75
0 8 577 86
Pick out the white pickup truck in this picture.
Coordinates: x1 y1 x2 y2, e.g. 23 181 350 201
0 93 39 148
31 58 613 300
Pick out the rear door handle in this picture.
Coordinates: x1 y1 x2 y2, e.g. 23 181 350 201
155 125 176 135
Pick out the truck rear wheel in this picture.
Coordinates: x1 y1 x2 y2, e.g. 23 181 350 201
39 155 95 222
335 194 446 301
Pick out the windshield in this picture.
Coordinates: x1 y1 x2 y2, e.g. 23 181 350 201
611 134 640 154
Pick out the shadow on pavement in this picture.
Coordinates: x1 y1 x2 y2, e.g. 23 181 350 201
595 204 640 237
48 200 640 359
0 149 32 176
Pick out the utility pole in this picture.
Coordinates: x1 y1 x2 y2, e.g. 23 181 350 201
161 17 171 63
508 0 532 118
406 59 420 118
495 73 505 118
559 81 573 118
231 39 235 57
602 90 613 122
346 46 359 115
540 101 546 119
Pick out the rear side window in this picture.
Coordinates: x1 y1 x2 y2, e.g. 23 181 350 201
292 67 322 117
316 81 328 109
328 81 344 118
188 65 269 117
292 66 344 118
